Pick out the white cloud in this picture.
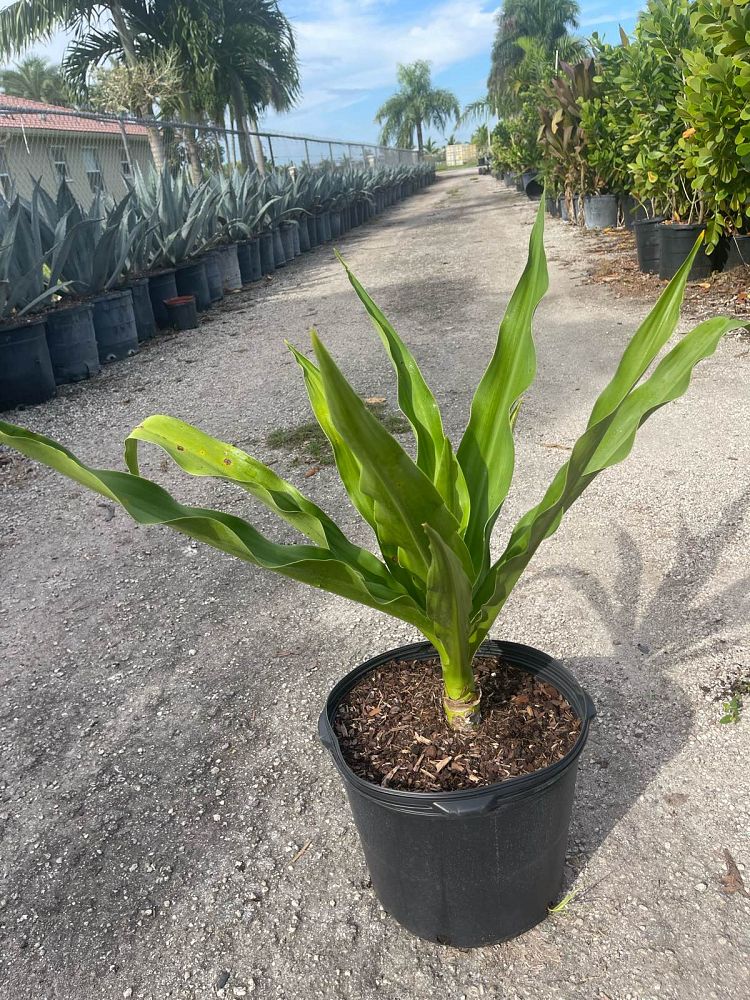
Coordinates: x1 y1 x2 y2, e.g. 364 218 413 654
265 0 498 122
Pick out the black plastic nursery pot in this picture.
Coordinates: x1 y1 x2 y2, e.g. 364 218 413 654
92 289 138 364
128 278 157 342
280 222 296 263
330 210 342 238
522 172 543 199
545 194 558 217
621 195 647 231
658 222 713 281
725 234 750 271
633 217 664 274
218 244 243 292
559 197 569 222
323 212 333 243
315 213 328 245
319 639 595 948
298 218 311 253
176 259 211 311
164 295 198 330
148 268 179 328
272 227 287 268
45 303 100 384
583 194 618 230
249 238 263 280
0 317 56 410
306 215 319 249
259 232 276 275
202 252 225 302
292 223 301 257
236 240 254 285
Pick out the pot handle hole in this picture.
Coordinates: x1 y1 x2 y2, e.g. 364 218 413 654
432 796 501 818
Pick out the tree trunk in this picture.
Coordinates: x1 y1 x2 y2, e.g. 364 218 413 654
248 113 267 176
109 0 165 172
181 96 204 185
229 77 256 171
416 120 424 159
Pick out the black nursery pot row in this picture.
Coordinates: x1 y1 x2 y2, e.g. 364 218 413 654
542 189 749 281
0 174 435 413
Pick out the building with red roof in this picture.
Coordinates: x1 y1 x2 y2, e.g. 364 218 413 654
0 95 152 202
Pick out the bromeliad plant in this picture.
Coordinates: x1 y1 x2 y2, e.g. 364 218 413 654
0 202 742 730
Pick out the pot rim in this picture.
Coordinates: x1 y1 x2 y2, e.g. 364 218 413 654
319 638 596 815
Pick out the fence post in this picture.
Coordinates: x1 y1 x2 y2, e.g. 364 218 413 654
328 141 334 164
267 135 276 169
117 117 134 182
304 139 310 164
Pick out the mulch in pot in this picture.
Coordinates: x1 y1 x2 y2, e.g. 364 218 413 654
334 654 581 793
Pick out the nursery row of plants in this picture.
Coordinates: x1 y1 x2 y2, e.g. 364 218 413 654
0 160 436 411
491 0 750 281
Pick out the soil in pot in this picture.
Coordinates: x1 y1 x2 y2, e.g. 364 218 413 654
320 639 595 948
0 317 56 410
165 295 198 330
176 259 211 310
336 654 581 792
128 277 157 342
583 194 618 230
633 216 664 274
148 268 179 329
92 289 138 364
45 303 100 383
658 222 713 281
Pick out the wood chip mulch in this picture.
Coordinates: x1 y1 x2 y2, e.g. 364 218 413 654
334 655 582 793
574 225 750 325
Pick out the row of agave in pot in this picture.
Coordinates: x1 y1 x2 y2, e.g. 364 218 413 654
0 160 436 411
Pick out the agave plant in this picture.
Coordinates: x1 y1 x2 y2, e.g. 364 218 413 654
210 168 279 242
0 185 86 322
1 203 735 729
129 165 219 268
34 182 145 297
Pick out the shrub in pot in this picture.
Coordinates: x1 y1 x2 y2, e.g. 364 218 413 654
0 204 742 940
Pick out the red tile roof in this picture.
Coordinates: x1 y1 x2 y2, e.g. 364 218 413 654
0 95 149 137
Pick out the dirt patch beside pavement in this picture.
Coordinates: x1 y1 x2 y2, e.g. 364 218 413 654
0 175 748 1000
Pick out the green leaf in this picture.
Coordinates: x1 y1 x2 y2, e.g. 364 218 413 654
124 414 391 587
310 331 473 590
456 197 549 578
0 419 430 633
338 254 469 528
471 276 745 654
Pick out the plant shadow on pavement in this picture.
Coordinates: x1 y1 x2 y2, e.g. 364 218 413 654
533 487 750 884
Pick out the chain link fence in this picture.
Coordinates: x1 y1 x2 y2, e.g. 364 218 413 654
0 99 418 205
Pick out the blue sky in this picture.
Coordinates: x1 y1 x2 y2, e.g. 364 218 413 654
9 0 641 145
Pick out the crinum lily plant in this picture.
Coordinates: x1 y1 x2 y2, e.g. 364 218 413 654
0 203 742 730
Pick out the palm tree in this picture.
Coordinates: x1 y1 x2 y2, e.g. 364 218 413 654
0 0 299 178
375 61 460 156
0 54 72 105
205 0 299 174
488 0 587 105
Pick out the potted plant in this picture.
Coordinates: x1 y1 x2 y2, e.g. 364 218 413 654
42 182 147 365
0 190 74 408
679 0 750 268
0 202 742 944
